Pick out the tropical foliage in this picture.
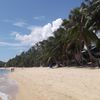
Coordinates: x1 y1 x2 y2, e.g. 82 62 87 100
6 0 100 67
0 61 5 67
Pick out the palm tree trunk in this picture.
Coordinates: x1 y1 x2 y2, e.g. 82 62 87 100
84 41 95 63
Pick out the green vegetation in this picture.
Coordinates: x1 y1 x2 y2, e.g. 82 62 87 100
6 0 100 67
0 61 5 67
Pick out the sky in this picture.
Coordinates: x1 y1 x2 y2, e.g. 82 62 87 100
0 0 84 62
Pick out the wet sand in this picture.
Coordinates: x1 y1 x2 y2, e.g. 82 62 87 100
10 67 100 100
0 75 18 100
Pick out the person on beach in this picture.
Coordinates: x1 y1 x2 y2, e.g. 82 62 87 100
11 67 15 72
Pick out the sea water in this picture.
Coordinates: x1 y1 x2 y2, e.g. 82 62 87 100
0 68 18 100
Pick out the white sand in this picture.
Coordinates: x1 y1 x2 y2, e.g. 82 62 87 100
10 67 100 100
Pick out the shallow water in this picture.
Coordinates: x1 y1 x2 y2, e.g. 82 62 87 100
0 69 18 100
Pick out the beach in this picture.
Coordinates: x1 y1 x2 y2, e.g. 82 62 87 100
10 67 100 100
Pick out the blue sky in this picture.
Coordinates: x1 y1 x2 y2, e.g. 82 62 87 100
0 0 84 62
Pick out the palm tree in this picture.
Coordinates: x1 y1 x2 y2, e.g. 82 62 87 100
84 0 100 31
66 7 99 63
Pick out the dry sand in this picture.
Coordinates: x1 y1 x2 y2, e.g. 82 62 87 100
9 67 100 100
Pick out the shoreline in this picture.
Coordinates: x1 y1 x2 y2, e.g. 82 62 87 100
0 92 9 100
0 69 18 100
10 67 100 100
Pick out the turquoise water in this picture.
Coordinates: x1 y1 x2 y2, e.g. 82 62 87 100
0 68 18 100
0 69 10 75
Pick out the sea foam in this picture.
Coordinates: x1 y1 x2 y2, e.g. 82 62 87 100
0 69 18 100
0 92 9 100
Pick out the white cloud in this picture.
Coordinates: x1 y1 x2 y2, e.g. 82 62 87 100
52 18 63 32
0 41 22 47
13 21 27 27
1 19 27 28
12 18 63 46
33 16 45 20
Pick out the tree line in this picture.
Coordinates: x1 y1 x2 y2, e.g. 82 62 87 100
6 0 100 67
0 61 5 67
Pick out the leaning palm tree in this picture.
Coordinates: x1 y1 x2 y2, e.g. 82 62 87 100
66 7 99 63
84 0 100 31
